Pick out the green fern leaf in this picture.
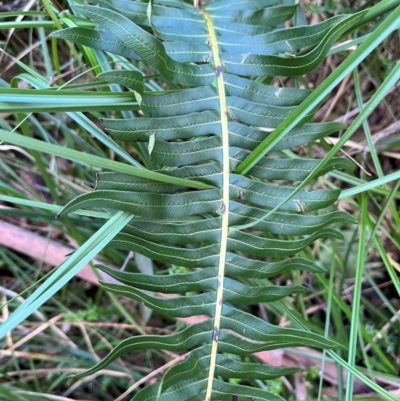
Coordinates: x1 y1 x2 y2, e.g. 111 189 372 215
53 0 363 399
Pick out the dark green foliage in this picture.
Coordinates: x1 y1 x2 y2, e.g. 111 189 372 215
52 1 362 399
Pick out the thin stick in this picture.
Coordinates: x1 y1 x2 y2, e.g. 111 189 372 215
113 352 189 401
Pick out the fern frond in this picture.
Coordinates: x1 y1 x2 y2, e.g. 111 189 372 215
52 1 362 399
